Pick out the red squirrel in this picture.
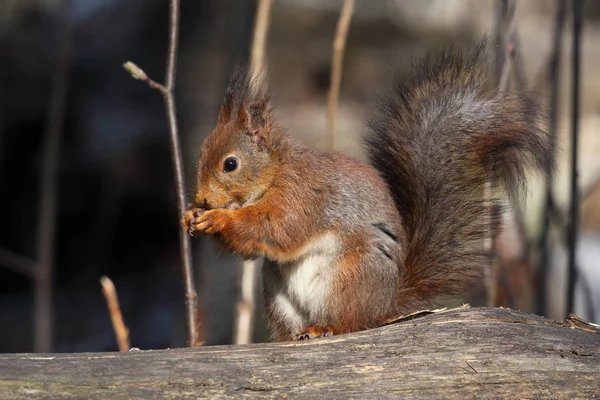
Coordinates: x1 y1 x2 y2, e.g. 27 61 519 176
182 41 553 341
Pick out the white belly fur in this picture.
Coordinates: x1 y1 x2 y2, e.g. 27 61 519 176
271 232 340 332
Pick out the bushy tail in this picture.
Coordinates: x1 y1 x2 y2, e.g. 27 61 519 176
364 41 554 305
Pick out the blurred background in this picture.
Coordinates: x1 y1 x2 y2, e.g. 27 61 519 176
0 0 599 353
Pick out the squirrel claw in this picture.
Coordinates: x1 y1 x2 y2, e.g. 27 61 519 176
182 208 205 237
294 325 335 341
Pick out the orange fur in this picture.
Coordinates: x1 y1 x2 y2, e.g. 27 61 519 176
184 42 554 341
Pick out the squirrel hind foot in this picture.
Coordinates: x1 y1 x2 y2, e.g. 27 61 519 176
294 325 335 341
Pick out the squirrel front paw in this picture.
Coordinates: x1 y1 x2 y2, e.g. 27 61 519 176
294 325 335 341
182 208 231 236
181 208 204 237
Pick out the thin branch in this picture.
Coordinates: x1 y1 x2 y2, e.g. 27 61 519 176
488 0 515 307
234 260 260 345
498 0 517 93
164 0 179 92
497 1 531 254
537 0 566 316
100 276 130 352
493 0 509 79
0 248 36 279
124 0 202 347
34 0 71 353
495 0 524 89
326 0 355 150
509 33 527 90
567 0 583 316
233 0 274 346
250 0 272 81
123 63 167 95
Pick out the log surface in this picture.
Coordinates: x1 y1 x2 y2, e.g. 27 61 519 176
0 307 598 399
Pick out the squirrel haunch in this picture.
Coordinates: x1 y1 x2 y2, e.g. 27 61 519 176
184 41 554 341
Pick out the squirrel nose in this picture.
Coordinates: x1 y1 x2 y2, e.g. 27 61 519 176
195 194 209 210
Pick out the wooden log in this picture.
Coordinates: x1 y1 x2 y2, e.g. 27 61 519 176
0 307 598 399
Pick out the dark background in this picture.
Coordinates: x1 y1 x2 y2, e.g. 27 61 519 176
1 0 599 353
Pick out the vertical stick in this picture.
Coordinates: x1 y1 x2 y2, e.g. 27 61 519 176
537 0 566 316
250 0 272 82
164 0 202 347
497 2 530 249
234 0 274 346
100 276 130 352
124 0 202 347
488 0 515 307
34 0 71 353
498 0 517 94
326 0 355 150
235 260 260 345
494 0 509 79
567 0 583 316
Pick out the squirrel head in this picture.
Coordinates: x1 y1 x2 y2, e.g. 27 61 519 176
194 66 279 211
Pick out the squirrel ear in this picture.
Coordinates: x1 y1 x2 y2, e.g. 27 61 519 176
238 100 272 151
246 101 270 131
217 92 234 124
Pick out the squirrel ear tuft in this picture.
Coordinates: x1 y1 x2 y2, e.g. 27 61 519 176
217 92 234 124
217 64 272 150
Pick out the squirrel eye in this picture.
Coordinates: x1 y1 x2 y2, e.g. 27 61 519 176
223 157 239 173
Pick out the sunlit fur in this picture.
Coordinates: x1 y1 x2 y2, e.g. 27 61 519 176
185 42 554 341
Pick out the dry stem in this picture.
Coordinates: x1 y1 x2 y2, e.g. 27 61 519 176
326 0 355 150
124 0 201 347
537 0 566 316
0 248 36 278
488 0 516 307
498 40 516 93
234 260 260 344
100 276 130 352
34 0 71 353
250 0 272 81
498 6 517 94
566 0 583 315
233 0 274 345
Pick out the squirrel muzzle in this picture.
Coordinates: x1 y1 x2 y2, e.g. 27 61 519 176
195 186 242 211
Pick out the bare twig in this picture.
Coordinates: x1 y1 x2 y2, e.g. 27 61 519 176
0 248 36 278
100 276 130 352
124 0 201 347
488 0 516 307
250 0 272 82
493 0 509 79
123 63 167 94
537 0 566 316
326 0 355 150
34 0 71 353
509 33 527 90
235 260 260 344
233 0 274 346
465 360 479 374
498 0 517 93
567 0 583 316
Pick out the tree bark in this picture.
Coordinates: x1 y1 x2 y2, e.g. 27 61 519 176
0 307 598 399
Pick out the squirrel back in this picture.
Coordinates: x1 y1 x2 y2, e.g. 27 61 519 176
365 41 553 307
